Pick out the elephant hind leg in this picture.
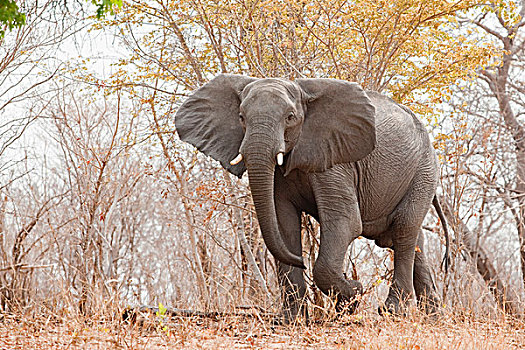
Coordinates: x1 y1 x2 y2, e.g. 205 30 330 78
413 230 440 315
382 165 436 315
381 227 418 315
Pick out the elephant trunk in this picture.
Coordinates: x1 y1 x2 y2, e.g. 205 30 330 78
243 133 305 269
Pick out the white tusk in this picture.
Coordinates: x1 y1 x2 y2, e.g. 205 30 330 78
276 152 284 166
230 153 243 165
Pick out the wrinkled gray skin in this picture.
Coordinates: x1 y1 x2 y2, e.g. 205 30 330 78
176 74 442 321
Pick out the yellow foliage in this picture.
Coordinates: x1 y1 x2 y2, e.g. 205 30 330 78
96 0 503 117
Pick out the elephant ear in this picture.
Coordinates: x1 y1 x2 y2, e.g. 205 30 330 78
286 79 376 174
175 74 257 178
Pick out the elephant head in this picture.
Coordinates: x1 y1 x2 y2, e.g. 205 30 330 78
175 74 376 268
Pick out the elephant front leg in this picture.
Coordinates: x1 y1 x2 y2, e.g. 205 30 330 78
277 261 308 323
275 199 308 323
310 170 363 314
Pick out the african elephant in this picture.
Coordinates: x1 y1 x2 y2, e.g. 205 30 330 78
175 74 448 321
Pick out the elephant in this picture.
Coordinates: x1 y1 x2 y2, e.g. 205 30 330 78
175 74 449 321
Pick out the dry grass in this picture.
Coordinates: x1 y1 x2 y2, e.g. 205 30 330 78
1 310 524 349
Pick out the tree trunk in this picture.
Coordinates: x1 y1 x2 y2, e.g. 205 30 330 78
440 197 518 315
476 0 525 292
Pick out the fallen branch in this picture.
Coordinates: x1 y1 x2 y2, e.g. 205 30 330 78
122 305 278 323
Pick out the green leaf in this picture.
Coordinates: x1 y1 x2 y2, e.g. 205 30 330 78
156 302 167 317
0 0 26 38
91 0 122 18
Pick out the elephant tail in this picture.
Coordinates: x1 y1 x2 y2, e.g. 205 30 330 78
432 196 451 273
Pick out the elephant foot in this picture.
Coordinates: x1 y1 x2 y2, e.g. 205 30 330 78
378 302 400 316
378 292 409 316
335 280 363 314
417 293 441 317
279 304 309 325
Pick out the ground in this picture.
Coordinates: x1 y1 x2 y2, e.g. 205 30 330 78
0 312 524 349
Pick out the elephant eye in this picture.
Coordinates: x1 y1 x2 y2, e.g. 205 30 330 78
239 114 245 123
286 112 296 123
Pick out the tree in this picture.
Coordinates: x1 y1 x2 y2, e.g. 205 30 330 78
430 0 525 315
0 0 84 173
4 0 520 318
98 0 495 113
83 0 502 314
474 0 525 289
0 0 83 311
